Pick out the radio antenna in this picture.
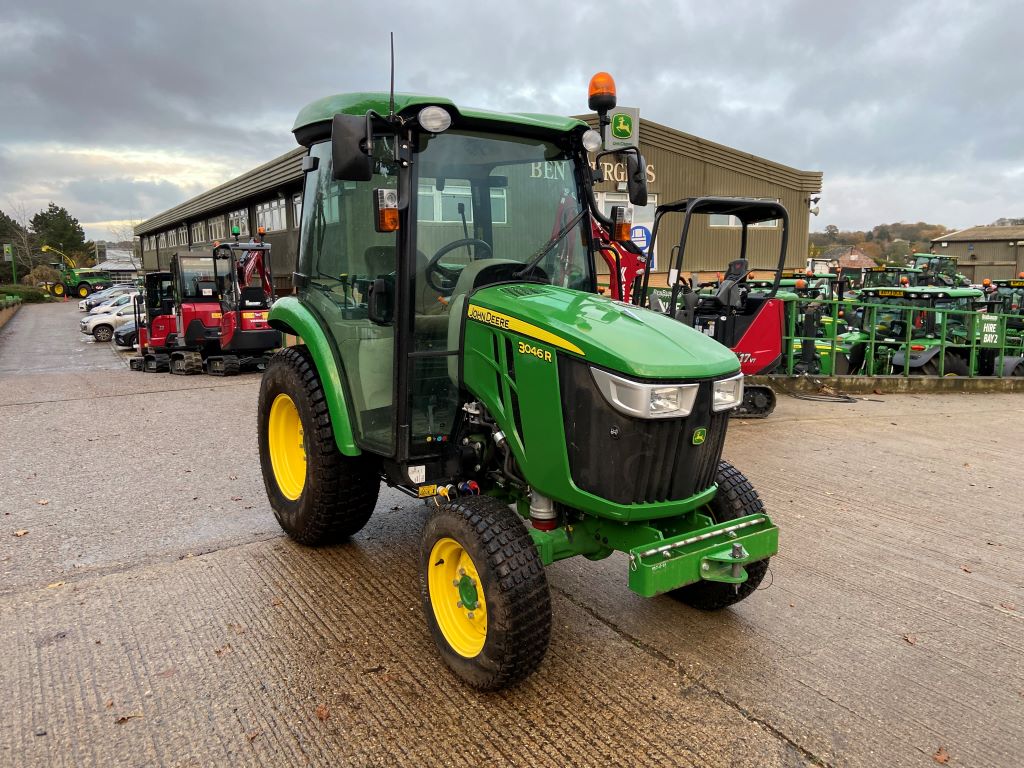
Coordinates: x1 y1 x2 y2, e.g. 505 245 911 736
388 32 396 118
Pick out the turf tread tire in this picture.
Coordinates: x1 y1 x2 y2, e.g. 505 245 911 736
669 460 769 611
421 495 551 691
258 346 379 546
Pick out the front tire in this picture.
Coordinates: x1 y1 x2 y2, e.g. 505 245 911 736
51 283 66 297
92 324 113 342
669 461 769 610
421 495 551 691
258 346 379 545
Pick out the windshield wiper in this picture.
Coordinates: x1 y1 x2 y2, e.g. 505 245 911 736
513 208 588 279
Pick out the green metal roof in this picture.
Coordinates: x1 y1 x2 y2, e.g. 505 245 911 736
292 91 586 134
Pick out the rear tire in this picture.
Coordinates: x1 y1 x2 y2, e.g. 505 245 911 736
76 283 90 298
669 460 769 610
919 354 969 376
258 346 379 545
92 324 113 342
421 495 551 690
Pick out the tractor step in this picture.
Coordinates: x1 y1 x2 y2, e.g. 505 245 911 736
144 354 170 372
626 513 778 597
129 357 145 371
169 351 203 375
207 355 240 376
733 384 776 418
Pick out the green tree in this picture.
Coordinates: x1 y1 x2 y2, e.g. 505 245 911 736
824 224 839 242
30 203 86 254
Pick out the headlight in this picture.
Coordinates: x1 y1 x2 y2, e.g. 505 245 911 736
418 106 452 133
590 368 698 419
712 373 744 412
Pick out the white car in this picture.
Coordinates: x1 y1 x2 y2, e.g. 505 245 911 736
80 303 137 342
79 285 136 311
88 291 138 315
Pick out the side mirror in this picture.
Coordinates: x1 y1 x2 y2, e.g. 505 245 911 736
626 153 648 207
331 113 373 181
366 278 393 325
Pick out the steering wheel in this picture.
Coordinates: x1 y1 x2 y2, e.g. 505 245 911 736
425 238 493 294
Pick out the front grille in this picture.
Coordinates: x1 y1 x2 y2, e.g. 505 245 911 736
559 356 727 505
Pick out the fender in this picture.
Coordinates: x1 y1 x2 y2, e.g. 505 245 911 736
891 345 940 368
268 296 361 456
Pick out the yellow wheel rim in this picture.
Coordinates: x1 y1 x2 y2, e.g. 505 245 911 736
54 284 64 296
268 393 306 500
428 537 487 658
78 286 89 297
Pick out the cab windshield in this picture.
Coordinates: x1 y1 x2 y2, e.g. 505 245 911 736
176 256 219 300
414 129 590 292
862 270 908 288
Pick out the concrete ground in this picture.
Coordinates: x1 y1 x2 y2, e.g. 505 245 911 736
0 302 1020 768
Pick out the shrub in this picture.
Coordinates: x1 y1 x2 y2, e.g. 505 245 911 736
0 284 49 303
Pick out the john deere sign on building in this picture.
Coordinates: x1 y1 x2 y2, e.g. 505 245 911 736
604 106 640 150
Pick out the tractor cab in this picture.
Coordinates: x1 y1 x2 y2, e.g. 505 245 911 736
859 265 923 289
913 253 969 287
642 197 790 416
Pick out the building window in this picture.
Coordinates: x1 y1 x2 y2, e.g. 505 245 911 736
228 208 250 237
416 183 507 224
158 232 167 249
709 198 780 228
191 221 206 243
256 198 287 232
292 193 302 229
208 215 226 242
177 224 188 245
166 229 177 248
940 241 948 247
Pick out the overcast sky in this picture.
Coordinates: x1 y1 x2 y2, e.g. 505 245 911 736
1 0 1021 241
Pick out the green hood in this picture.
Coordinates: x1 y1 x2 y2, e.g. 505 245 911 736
467 284 739 379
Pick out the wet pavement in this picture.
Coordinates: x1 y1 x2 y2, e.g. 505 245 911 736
1 302 1021 767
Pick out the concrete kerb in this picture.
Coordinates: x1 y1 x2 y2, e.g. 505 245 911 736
0 303 21 332
752 373 1024 395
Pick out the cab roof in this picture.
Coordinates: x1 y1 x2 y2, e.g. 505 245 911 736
292 92 586 138
860 286 981 299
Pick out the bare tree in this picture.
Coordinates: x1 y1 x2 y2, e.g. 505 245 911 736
106 217 143 271
6 202 40 283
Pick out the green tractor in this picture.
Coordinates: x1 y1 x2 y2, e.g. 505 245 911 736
257 78 778 689
40 245 113 298
836 285 1024 376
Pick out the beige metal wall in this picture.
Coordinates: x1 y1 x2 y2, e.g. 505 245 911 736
934 241 1023 282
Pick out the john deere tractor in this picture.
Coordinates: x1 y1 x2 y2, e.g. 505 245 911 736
40 245 112 298
257 76 778 689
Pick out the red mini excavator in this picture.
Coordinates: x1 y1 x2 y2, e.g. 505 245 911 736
130 253 223 373
205 228 280 375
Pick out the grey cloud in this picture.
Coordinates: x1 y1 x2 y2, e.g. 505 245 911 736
0 0 1021 236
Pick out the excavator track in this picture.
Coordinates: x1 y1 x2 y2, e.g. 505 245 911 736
733 385 776 419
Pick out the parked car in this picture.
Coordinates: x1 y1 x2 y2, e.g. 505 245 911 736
88 291 138 315
79 284 136 311
113 319 138 347
80 303 137 342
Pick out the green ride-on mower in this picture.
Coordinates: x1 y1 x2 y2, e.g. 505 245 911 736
256 75 778 690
